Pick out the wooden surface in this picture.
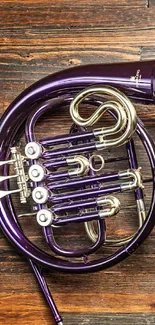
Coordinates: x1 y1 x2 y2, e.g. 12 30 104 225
1 1 155 325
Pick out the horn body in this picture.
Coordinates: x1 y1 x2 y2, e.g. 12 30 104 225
1 60 155 324
1 59 155 151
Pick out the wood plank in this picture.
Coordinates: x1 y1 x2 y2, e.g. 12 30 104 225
0 0 146 8
1 28 155 46
1 311 155 325
1 1 155 325
1 291 155 313
1 254 155 293
0 4 153 29
57 313 155 325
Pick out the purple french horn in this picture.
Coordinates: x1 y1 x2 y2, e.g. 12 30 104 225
1 60 155 324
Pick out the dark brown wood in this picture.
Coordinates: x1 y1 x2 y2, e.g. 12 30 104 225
0 1 155 325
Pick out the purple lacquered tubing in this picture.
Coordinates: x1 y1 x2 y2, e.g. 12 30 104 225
44 158 68 169
126 138 144 200
29 260 62 324
1 189 62 324
43 142 96 159
43 122 106 258
0 170 62 324
53 197 101 213
44 155 128 170
47 172 119 191
40 130 94 146
49 184 121 203
1 60 155 272
53 212 101 226
0 123 155 272
1 59 155 148
25 97 71 143
47 170 70 180
0 61 155 325
43 159 68 169
24 93 106 258
43 218 105 258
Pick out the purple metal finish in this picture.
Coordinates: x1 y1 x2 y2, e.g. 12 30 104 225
43 218 105 257
1 60 155 272
25 94 107 258
53 211 102 225
43 142 96 159
0 59 155 153
1 118 155 271
1 60 155 324
29 260 62 324
44 155 128 170
47 172 119 190
49 184 122 203
126 139 144 201
40 130 94 146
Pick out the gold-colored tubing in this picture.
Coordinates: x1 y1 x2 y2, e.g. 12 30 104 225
85 168 146 247
66 155 90 177
85 197 146 247
70 85 137 149
97 196 120 219
85 198 146 247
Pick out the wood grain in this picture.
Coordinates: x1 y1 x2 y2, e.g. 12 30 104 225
0 1 155 325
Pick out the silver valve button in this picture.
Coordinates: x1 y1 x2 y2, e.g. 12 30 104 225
37 209 53 227
32 186 49 204
29 164 45 182
25 142 42 159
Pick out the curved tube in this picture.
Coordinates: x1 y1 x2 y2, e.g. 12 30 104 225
70 86 137 148
67 155 90 177
0 106 155 272
1 60 155 325
0 60 155 272
1 60 155 152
